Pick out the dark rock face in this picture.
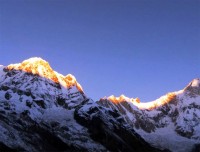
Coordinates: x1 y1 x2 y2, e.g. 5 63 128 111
192 144 200 152
74 100 163 152
0 109 81 152
0 142 17 152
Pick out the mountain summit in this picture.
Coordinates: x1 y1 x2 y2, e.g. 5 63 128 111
190 78 200 87
7 57 83 92
7 57 57 80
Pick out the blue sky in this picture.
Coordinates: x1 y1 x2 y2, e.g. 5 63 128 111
0 0 199 101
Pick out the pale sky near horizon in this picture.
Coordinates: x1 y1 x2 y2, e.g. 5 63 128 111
0 0 200 101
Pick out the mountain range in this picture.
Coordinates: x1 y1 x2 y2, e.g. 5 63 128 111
0 57 199 152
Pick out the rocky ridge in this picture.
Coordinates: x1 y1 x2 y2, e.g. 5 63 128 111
98 79 200 152
0 58 163 152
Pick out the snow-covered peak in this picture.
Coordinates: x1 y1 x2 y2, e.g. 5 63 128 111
103 94 140 105
183 78 200 93
6 57 84 92
8 57 49 68
104 79 200 110
7 57 55 79
107 94 129 102
104 92 177 110
20 57 46 63
190 78 200 87
136 92 177 109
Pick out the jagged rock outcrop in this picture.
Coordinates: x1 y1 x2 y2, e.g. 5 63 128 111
74 99 165 152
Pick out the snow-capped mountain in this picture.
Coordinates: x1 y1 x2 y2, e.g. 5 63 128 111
0 57 162 152
4 57 85 108
98 79 200 152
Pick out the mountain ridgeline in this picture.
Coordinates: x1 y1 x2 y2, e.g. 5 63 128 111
0 57 199 152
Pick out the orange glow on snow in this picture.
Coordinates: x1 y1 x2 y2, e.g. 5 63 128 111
108 94 134 104
7 57 84 93
106 92 176 110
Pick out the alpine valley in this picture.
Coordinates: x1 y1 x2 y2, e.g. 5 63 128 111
0 57 199 152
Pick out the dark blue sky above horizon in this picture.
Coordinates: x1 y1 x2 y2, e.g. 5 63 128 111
0 0 200 101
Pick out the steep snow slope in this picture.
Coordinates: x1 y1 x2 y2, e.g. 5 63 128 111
98 79 200 152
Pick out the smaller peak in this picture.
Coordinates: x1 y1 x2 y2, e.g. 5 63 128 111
65 74 76 81
119 94 129 101
105 94 141 106
108 95 115 100
107 94 131 103
134 97 140 103
64 74 77 87
119 94 126 98
184 78 200 91
191 78 200 87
